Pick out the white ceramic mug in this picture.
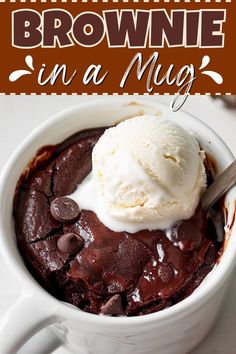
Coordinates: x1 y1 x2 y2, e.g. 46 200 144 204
0 99 236 354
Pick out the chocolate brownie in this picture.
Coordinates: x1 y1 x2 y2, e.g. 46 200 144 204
14 128 224 316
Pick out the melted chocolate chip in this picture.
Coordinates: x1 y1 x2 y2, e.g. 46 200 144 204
57 233 84 254
50 197 80 223
171 220 203 251
100 294 125 316
158 263 174 284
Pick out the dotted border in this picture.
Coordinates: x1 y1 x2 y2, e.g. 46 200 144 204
0 92 233 95
0 0 232 3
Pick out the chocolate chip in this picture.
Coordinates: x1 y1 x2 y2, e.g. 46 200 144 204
57 233 84 254
100 295 125 316
50 197 80 223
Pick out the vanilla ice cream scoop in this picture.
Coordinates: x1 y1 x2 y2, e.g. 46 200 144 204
70 115 206 233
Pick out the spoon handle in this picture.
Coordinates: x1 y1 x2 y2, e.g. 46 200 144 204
201 159 236 212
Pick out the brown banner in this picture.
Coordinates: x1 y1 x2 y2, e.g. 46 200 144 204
0 1 235 95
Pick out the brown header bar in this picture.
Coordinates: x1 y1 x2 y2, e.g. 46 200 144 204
0 1 235 95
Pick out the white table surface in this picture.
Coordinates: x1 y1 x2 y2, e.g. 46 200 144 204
0 95 236 354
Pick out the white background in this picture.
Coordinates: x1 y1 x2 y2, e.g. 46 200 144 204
0 95 236 354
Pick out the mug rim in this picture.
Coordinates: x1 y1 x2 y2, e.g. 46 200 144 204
0 97 235 327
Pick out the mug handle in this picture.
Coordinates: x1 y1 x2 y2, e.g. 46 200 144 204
0 291 66 354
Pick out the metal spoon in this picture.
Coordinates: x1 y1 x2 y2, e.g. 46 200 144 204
201 159 236 212
200 159 236 242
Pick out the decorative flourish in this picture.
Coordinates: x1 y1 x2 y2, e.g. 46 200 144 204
9 55 34 82
199 55 223 85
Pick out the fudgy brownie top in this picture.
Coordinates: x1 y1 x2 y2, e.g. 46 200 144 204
14 127 222 316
